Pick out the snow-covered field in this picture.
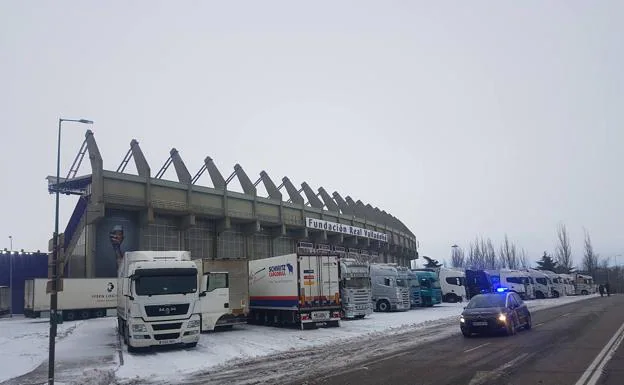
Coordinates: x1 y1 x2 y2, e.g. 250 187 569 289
0 294 598 385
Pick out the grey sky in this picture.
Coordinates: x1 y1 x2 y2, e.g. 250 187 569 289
1 1 622 267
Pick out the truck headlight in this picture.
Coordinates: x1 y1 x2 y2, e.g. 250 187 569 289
187 319 200 329
132 324 147 333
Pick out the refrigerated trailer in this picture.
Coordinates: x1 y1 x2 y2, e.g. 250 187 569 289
248 249 341 330
24 278 117 320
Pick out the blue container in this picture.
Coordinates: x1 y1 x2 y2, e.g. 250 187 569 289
0 251 48 314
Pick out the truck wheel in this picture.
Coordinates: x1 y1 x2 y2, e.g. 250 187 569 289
581 290 588 295
377 300 390 312
553 291 560 298
64 311 76 321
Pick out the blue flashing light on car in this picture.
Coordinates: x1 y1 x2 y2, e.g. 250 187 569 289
496 287 509 293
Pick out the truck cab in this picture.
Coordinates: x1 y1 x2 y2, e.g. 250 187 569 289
573 273 595 295
524 269 553 299
118 251 201 352
412 269 442 306
465 269 497 300
499 269 534 300
542 270 565 297
370 264 410 312
339 258 373 319
439 268 466 303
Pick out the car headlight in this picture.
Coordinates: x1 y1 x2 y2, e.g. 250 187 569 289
188 319 201 329
498 313 507 322
460 316 465 323
132 324 147 333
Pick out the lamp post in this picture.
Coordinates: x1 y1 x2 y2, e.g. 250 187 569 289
48 118 93 385
8 235 12 318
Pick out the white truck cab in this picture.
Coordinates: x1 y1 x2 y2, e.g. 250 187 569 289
499 269 534 300
439 268 466 303
117 251 201 352
524 269 553 299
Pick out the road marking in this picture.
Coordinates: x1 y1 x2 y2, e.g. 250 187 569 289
464 342 491 353
574 320 624 385
562 312 571 317
535 322 545 327
468 353 530 385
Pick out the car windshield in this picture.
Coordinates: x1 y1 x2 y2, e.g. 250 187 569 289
466 294 506 309
135 275 197 296
344 277 370 289
396 278 408 287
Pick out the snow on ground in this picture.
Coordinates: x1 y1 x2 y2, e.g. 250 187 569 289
0 293 599 385
117 293 599 384
0 316 83 383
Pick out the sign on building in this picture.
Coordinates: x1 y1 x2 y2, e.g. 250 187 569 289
305 217 388 243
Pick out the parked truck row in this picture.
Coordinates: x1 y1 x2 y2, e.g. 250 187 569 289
465 268 596 300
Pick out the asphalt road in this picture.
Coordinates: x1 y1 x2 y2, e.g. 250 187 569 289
298 295 624 385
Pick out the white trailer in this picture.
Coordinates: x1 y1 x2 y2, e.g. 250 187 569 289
194 258 246 331
23 278 117 320
0 286 9 317
248 250 341 329
118 251 201 352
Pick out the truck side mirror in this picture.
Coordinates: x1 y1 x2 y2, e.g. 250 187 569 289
199 291 207 297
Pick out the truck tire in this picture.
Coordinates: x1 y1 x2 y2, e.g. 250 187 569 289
377 300 390 312
64 311 76 321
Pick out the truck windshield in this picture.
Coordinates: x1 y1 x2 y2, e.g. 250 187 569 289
536 278 548 285
344 277 370 289
409 279 420 288
396 278 408 287
135 275 197 296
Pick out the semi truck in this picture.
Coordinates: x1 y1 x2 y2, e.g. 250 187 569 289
23 278 117 320
370 263 410 312
411 269 442 306
0 286 9 317
338 258 373 319
542 270 566 297
117 251 201 352
248 248 341 329
194 258 247 331
523 269 553 299
407 270 422 308
465 269 498 299
499 269 534 300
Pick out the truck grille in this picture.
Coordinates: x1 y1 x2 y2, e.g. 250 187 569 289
145 304 189 317
152 323 182 331
402 290 410 307
154 333 180 341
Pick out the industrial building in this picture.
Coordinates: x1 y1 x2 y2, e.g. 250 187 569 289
48 130 419 278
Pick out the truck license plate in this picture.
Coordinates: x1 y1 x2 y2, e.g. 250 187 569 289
472 321 488 326
312 311 329 320
158 339 178 345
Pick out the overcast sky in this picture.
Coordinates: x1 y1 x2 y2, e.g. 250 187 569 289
1 1 622 267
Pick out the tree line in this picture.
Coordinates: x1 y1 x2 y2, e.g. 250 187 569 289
425 223 606 275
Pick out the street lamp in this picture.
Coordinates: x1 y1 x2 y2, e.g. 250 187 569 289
48 118 93 385
8 235 12 318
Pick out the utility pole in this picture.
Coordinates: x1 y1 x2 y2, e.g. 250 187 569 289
8 235 13 318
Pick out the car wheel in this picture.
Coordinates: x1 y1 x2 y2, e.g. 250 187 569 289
507 320 516 336
525 315 532 330
462 329 472 338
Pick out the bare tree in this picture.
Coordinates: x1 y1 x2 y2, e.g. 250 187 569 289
582 229 599 276
518 248 530 269
451 245 465 269
499 234 519 269
555 223 574 273
484 238 498 269
467 237 486 269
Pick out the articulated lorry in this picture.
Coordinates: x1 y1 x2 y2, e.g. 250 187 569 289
248 249 341 329
24 278 117 320
117 251 201 352
338 258 373 319
411 269 442 306
370 263 410 312
195 258 247 331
